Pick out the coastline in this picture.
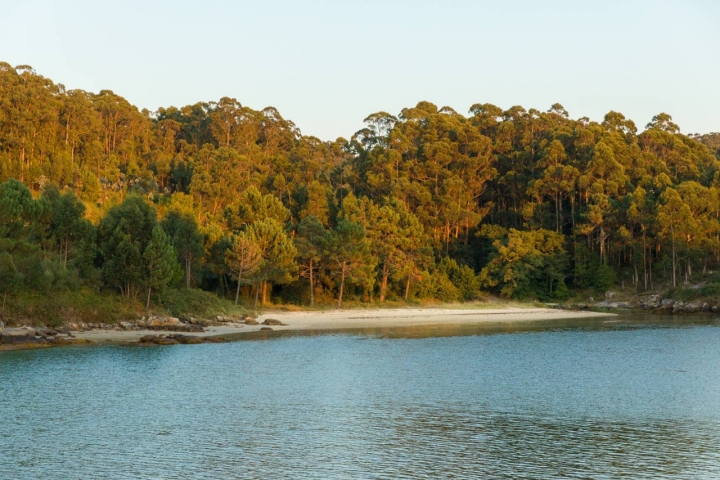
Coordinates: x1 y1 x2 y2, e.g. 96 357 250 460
61 307 614 345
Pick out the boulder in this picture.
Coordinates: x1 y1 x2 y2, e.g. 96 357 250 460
712 306 719 313
175 335 204 345
684 303 701 313
1 328 36 344
640 295 661 309
119 321 133 330
147 316 181 329
262 318 287 326
605 291 617 299
260 327 273 331
245 319 259 326
672 301 685 313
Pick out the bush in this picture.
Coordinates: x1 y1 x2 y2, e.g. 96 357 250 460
438 257 480 300
594 264 616 291
159 288 248 318
415 271 461 302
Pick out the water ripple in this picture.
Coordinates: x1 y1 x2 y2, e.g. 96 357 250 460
2 317 720 478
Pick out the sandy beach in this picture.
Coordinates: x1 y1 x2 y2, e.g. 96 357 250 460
70 307 614 344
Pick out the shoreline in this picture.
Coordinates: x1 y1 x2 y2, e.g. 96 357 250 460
51 307 615 346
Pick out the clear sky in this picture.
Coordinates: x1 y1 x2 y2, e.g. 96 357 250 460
2 0 718 140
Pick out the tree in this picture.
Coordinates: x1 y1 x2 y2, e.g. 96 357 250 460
225 232 262 305
143 226 179 308
245 218 297 306
162 211 204 288
479 228 567 299
98 196 157 298
0 252 19 310
42 186 95 269
328 219 375 307
294 215 330 306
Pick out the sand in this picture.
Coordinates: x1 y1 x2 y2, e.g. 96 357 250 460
69 306 614 344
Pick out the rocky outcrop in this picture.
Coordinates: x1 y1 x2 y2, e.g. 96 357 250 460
262 318 287 326
0 327 90 348
138 334 226 346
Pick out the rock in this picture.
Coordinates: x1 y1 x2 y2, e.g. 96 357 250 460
260 327 273 331
0 320 4 331
119 321 133 330
712 306 719 313
661 299 675 307
684 303 701 313
1 328 36 344
576 303 588 310
203 336 226 343
605 291 617 299
701 303 710 312
216 315 228 323
640 294 661 309
245 319 259 325
262 318 287 326
593 300 636 310
175 335 204 345
147 316 182 330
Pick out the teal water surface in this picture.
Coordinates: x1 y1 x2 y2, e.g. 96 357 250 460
2 315 720 479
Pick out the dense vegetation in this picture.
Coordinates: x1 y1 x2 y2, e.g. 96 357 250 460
1 62 720 316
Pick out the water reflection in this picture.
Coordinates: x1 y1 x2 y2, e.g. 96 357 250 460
2 315 720 479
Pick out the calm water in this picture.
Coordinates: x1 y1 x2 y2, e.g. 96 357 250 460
2 315 720 479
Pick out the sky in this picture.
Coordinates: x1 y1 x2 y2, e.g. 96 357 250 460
1 0 719 140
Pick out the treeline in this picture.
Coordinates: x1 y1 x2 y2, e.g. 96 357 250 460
1 62 720 308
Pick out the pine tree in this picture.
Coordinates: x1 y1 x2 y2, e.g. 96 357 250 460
144 226 179 309
225 232 262 305
295 215 330 306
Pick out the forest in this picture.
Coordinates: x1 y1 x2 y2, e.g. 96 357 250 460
2 61 720 315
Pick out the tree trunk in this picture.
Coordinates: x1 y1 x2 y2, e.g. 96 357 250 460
671 234 677 287
234 271 243 305
186 257 192 289
380 264 389 302
146 286 152 309
2 292 6 310
404 275 411 301
309 258 314 307
254 281 260 309
337 262 346 308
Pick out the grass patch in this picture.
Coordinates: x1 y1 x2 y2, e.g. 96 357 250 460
1 288 143 327
158 288 250 319
669 283 720 302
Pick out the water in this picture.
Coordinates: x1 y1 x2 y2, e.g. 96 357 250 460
2 315 720 479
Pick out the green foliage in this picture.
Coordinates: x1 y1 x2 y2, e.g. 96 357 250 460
437 257 480 300
328 219 376 306
594 264 617 291
98 196 158 298
158 288 248 318
415 270 461 302
0 252 20 308
161 210 204 288
4 62 720 315
144 225 180 307
480 228 567 299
